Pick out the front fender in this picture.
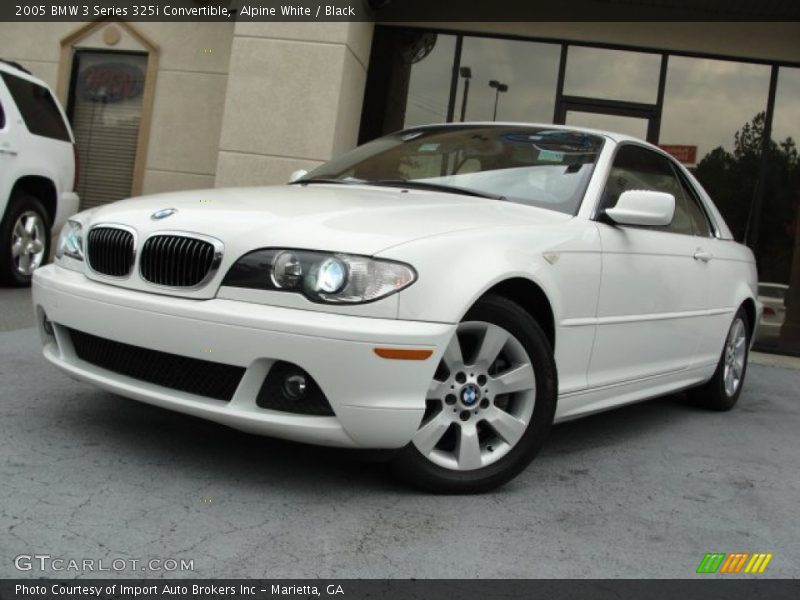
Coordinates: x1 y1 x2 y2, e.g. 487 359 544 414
378 220 602 325
379 220 602 395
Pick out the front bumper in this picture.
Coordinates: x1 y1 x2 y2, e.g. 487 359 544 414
32 265 454 448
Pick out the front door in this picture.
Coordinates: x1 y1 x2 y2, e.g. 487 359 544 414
588 143 712 387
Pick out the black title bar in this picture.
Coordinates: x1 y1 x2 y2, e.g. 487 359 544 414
2 0 800 22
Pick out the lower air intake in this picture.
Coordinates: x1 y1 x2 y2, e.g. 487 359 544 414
68 328 244 401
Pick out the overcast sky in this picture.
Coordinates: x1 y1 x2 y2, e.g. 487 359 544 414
404 34 800 163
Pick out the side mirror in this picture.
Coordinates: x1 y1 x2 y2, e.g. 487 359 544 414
605 190 675 227
289 169 308 183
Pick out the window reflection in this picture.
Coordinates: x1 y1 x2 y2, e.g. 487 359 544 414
755 67 800 353
404 34 457 128
564 46 661 104
454 37 560 123
359 28 456 142
565 111 649 139
661 56 771 241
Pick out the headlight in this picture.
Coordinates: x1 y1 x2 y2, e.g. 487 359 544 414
224 249 416 304
312 257 347 293
55 220 84 262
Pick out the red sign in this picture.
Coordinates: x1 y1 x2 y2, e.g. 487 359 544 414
77 63 144 103
659 144 697 165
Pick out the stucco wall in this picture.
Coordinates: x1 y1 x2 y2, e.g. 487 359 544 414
213 22 373 188
0 21 235 195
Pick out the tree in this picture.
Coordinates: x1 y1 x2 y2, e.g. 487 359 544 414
692 112 800 353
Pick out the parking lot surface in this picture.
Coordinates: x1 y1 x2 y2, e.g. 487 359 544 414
1 289 799 578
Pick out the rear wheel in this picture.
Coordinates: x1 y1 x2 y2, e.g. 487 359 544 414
691 307 750 411
0 194 50 286
392 294 557 493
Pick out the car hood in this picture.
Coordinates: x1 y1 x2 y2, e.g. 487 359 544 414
86 183 570 256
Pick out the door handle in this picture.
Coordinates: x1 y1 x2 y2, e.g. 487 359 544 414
0 148 18 156
693 249 713 262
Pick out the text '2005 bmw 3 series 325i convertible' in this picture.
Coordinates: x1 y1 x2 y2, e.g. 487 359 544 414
32 124 760 492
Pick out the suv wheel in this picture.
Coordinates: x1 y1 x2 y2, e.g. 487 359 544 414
0 194 50 286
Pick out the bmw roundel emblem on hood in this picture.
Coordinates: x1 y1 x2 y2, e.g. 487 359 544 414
151 208 177 220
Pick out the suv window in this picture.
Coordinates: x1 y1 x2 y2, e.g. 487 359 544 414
601 144 697 236
1 72 70 142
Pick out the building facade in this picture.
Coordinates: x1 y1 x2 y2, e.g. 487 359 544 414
0 19 798 353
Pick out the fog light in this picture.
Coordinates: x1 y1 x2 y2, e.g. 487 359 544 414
42 315 54 336
257 361 334 415
282 374 307 400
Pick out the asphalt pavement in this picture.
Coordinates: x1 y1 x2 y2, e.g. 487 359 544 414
1 287 799 578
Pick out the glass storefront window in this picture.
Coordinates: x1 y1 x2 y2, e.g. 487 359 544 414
359 28 457 141
453 37 560 123
755 67 800 353
660 56 771 241
564 46 661 104
404 34 457 128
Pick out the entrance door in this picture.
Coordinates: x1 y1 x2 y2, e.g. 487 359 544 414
556 99 658 143
66 50 147 210
565 110 649 140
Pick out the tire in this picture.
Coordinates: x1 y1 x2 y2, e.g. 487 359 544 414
690 307 751 411
391 294 558 493
0 194 51 287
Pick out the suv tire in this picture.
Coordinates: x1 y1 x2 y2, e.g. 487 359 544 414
0 194 51 286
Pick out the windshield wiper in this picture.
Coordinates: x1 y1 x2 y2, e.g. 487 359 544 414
366 179 506 200
289 177 365 186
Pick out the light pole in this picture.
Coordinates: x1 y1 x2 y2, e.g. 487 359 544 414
459 66 472 122
488 79 509 121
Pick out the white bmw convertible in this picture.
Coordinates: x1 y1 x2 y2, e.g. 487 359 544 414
32 124 759 492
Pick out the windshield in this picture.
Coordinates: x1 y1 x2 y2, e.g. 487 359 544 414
299 125 605 214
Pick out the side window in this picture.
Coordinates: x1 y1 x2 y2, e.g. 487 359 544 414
601 144 692 235
0 98 5 129
0 72 70 142
674 168 713 237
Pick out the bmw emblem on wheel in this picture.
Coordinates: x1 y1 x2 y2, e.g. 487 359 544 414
461 384 480 406
151 208 177 220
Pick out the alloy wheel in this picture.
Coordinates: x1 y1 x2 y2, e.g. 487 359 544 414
413 321 536 471
11 211 47 276
723 317 747 397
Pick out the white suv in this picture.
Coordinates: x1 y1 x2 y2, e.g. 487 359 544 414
0 59 79 286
